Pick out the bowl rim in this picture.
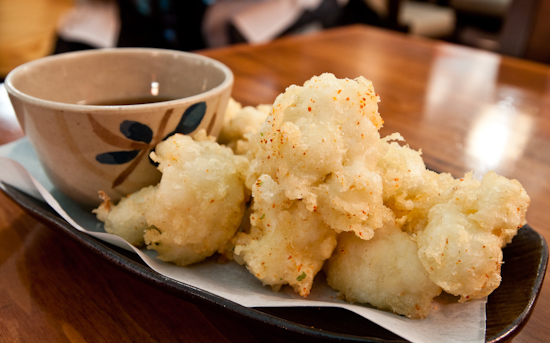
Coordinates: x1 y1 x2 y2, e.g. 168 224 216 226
4 47 234 113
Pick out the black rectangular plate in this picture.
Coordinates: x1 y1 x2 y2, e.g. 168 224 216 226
1 182 547 343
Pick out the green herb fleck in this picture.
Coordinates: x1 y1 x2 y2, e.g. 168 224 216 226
260 214 265 220
297 272 306 281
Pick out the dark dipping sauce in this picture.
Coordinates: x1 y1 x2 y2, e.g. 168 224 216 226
86 96 177 106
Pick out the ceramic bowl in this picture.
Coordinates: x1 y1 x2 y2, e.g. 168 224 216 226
5 48 233 208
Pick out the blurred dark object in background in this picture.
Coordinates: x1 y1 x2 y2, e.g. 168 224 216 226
447 0 550 64
449 0 512 51
55 0 207 54
54 39 96 54
337 0 383 27
117 0 207 50
498 0 550 63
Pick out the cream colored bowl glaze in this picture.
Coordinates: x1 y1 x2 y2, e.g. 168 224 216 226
6 48 233 208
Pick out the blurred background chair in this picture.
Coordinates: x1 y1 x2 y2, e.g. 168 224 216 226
498 0 550 63
447 0 512 51
377 0 550 64
364 0 456 38
444 0 550 64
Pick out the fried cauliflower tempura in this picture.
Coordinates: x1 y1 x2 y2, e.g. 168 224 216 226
93 186 157 246
217 98 270 154
233 73 529 317
233 175 337 296
325 223 442 319
95 130 249 266
233 73 394 297
416 171 530 301
144 131 249 266
245 73 393 239
377 135 460 234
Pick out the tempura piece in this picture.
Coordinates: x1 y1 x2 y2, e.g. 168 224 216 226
468 171 529 246
416 171 530 301
93 185 157 246
246 73 392 240
233 174 337 296
144 131 249 266
376 135 459 234
217 98 270 153
233 73 398 296
325 223 442 319
314 160 393 239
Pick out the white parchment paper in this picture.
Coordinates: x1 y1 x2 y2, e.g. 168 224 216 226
0 139 487 343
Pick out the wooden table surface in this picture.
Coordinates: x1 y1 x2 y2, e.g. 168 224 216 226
0 24 548 342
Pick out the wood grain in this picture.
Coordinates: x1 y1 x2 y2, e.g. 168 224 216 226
1 24 549 342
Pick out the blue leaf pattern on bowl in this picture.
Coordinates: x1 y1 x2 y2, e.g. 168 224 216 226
170 102 206 136
96 150 141 164
120 120 153 143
